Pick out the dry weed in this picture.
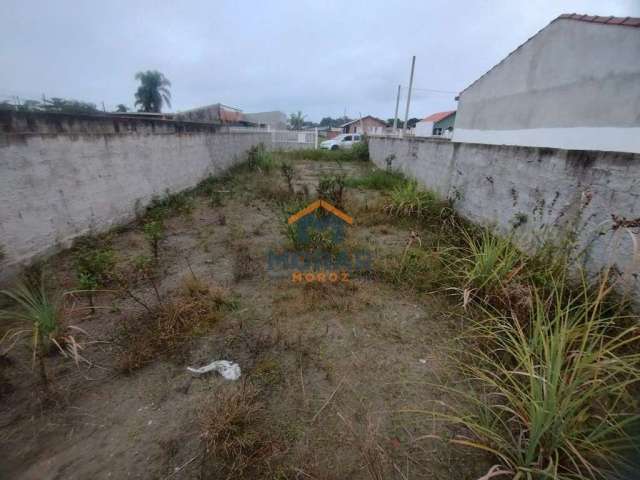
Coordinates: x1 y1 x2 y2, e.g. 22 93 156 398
117 277 230 372
199 382 284 478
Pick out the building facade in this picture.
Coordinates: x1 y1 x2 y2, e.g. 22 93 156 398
453 14 640 154
415 111 456 137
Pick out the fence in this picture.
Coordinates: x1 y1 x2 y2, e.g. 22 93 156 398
223 126 318 149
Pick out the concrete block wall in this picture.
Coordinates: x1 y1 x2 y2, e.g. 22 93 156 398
0 111 271 278
369 136 640 299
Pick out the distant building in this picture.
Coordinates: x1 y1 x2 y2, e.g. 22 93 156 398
175 103 245 124
243 111 287 130
453 14 640 154
414 111 456 137
341 116 387 135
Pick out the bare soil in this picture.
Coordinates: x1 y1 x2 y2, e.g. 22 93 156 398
0 157 489 479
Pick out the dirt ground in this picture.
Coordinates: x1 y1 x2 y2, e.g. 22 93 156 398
0 157 489 479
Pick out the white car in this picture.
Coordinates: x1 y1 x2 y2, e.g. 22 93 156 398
320 133 362 150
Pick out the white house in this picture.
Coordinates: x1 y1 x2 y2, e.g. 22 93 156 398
453 14 640 154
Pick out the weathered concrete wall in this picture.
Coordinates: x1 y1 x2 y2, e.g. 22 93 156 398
453 18 640 153
0 111 271 277
370 136 640 299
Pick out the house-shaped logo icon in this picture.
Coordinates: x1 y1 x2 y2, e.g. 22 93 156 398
287 200 353 245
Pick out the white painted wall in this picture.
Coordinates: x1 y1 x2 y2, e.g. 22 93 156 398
454 19 640 153
369 136 640 301
0 114 271 278
414 121 434 137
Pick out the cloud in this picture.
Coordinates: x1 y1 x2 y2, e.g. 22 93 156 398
1 0 637 121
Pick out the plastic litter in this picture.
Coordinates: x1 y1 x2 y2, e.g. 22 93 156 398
187 360 241 380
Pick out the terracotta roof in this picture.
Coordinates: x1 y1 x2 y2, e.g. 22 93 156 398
558 13 640 27
458 13 640 97
422 111 456 123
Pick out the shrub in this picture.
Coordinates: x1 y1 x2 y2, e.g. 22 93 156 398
73 240 116 311
345 169 406 191
383 180 439 218
433 280 640 480
280 161 295 193
351 139 369 161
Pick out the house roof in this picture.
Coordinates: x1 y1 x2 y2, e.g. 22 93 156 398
340 116 386 127
458 13 640 97
421 111 456 123
558 13 640 27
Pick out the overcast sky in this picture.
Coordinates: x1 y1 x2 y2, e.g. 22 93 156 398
1 0 638 122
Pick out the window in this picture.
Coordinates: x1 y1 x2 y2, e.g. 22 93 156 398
343 135 352 141
354 135 360 141
433 127 443 136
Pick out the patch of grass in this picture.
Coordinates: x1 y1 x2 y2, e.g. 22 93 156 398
434 278 640 480
248 143 276 172
146 189 195 220
276 147 364 163
383 180 440 218
345 169 406 191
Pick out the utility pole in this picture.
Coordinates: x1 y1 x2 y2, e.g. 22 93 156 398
392 84 401 133
402 56 416 138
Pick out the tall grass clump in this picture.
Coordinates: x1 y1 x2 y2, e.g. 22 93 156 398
433 278 640 480
383 180 439 218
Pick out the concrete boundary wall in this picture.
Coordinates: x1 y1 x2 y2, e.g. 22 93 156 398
0 111 272 279
369 136 640 299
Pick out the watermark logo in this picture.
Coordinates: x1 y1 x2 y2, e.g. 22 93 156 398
267 199 371 282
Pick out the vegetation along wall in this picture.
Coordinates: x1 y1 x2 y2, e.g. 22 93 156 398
0 111 271 280
369 136 640 300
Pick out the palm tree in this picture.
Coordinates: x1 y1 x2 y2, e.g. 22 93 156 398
134 70 172 113
289 111 306 130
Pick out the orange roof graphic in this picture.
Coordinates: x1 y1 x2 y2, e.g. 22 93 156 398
287 199 353 225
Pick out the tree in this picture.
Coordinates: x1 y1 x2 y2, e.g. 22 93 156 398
319 116 352 128
134 70 172 113
386 118 404 128
288 111 306 130
115 104 129 113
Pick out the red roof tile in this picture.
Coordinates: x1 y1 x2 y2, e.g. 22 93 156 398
422 111 456 123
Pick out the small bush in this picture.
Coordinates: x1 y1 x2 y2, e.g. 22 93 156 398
351 139 369 161
383 180 439 218
280 162 295 193
345 169 406 191
73 241 115 287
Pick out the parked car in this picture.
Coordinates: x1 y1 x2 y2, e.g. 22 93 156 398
319 133 362 150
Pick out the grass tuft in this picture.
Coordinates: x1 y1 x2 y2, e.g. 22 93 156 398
433 278 640 480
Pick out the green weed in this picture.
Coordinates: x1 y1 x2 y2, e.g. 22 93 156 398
345 169 406 191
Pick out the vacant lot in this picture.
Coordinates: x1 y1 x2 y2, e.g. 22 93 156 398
1 148 638 480
0 151 485 479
